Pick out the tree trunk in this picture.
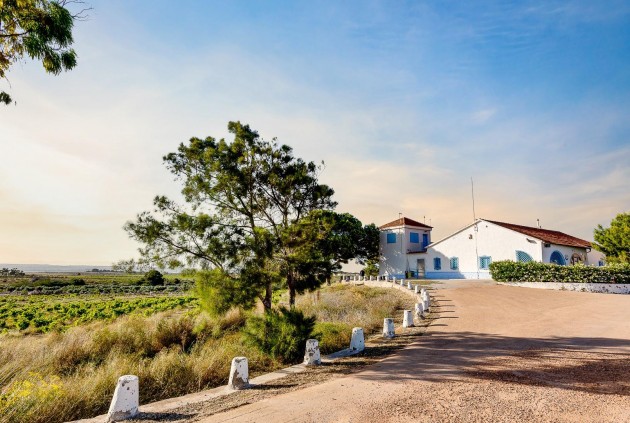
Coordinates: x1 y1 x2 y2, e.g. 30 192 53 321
262 282 273 313
288 272 296 308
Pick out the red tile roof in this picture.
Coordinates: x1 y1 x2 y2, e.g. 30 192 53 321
485 219 591 248
379 217 433 230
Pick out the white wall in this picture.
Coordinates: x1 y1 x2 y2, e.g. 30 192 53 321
379 219 596 280
424 221 543 279
379 225 432 278
541 243 590 265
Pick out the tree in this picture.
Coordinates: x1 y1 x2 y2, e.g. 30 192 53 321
125 121 341 313
111 258 151 273
0 0 88 105
143 269 165 286
593 213 630 264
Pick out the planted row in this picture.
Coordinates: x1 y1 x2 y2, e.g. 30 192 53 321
0 282 193 296
0 295 197 334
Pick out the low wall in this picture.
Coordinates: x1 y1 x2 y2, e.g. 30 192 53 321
345 280 424 301
498 281 630 294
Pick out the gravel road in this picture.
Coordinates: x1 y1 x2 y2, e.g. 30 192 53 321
195 282 630 423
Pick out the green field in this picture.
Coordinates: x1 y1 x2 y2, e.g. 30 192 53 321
0 294 197 334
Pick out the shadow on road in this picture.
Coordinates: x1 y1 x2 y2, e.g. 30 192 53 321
353 329 630 396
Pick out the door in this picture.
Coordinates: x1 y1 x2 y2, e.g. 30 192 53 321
416 259 425 279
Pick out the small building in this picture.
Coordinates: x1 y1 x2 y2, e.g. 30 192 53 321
379 217 594 279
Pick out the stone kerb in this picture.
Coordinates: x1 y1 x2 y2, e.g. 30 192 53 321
107 375 139 422
415 302 424 317
402 310 414 327
383 318 395 338
303 339 321 365
228 357 249 390
350 327 365 351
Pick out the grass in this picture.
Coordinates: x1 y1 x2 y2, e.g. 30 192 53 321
297 284 411 353
0 283 411 423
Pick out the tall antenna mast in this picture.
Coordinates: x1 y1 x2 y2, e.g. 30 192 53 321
471 177 480 279
471 177 477 223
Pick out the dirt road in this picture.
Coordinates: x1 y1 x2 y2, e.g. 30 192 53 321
200 282 630 423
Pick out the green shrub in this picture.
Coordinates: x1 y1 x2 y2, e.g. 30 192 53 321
489 261 630 283
313 321 352 354
144 270 165 286
244 307 316 363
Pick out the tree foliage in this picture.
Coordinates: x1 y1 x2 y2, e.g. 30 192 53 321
0 0 86 105
125 121 378 314
593 212 630 264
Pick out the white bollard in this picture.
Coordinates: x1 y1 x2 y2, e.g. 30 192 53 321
228 357 249 390
303 339 321 365
107 375 139 422
424 297 430 311
393 277 396 285
350 327 365 351
383 318 395 338
407 281 412 289
400 278 405 286
420 288 427 297
403 310 414 327
414 285 419 294
415 302 424 318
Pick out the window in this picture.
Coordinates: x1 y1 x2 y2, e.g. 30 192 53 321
386 233 396 244
450 257 459 270
515 250 533 263
550 250 566 265
434 257 441 270
479 256 492 269
598 260 604 267
410 232 419 243
422 234 429 247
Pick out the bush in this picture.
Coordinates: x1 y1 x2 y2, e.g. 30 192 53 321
244 307 316 363
144 270 165 286
313 321 352 354
489 261 630 283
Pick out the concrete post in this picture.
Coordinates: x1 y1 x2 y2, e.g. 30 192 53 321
424 297 430 311
403 310 414 327
228 357 249 390
393 277 396 285
383 318 395 338
415 302 424 318
407 281 412 289
350 327 365 351
107 375 139 422
303 339 321 365
420 288 427 297
414 285 419 294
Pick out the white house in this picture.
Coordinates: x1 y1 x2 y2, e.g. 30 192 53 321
379 217 596 279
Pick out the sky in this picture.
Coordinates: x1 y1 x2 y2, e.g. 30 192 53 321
0 0 629 265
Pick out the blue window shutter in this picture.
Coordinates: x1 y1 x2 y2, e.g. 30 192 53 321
479 256 491 269
434 257 441 270
387 233 396 244
422 234 429 247
410 232 419 243
450 257 458 270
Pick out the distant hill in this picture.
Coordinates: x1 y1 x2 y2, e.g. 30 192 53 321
0 264 113 273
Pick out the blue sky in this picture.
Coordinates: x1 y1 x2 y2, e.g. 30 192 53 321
0 0 628 264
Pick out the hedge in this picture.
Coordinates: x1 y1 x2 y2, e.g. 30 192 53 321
489 261 630 284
